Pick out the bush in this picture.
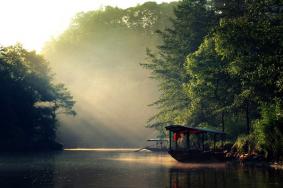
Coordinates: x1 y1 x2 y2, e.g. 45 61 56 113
252 103 283 161
232 134 257 155
232 102 283 161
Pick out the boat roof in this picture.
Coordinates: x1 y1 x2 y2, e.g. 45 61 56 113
165 125 225 135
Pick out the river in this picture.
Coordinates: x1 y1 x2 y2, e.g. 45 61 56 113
0 149 282 187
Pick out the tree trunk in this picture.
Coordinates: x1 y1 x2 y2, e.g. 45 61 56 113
246 101 250 133
221 112 225 149
221 112 225 132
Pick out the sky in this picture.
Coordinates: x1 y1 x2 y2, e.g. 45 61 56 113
0 0 176 52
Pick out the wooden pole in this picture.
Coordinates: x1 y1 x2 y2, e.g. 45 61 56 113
169 131 172 151
221 112 225 149
221 112 225 132
175 135 178 150
221 134 225 151
213 134 216 152
202 133 205 151
187 132 190 150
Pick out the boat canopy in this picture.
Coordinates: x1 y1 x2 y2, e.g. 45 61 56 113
165 125 225 135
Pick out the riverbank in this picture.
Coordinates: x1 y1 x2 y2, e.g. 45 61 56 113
225 151 283 170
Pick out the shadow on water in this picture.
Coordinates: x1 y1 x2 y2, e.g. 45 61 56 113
0 152 58 187
0 151 282 188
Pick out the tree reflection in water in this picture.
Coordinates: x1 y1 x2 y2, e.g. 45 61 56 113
0 153 56 187
168 164 283 188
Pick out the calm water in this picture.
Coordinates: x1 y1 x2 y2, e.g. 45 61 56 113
0 149 282 188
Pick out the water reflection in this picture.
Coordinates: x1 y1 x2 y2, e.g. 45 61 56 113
0 151 282 188
168 164 283 188
0 152 57 187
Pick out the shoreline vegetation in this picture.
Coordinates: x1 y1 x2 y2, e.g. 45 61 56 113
141 0 282 163
0 0 282 165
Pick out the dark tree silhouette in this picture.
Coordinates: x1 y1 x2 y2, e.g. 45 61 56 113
0 44 75 151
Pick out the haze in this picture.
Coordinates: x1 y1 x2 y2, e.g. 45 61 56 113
0 0 177 148
0 0 175 51
42 2 178 147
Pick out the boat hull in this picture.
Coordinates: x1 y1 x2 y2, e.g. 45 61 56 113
168 150 226 163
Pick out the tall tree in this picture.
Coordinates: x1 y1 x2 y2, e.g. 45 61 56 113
185 36 240 131
0 45 75 151
142 0 218 128
214 0 283 132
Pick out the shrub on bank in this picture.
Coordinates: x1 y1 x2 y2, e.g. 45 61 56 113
232 103 283 162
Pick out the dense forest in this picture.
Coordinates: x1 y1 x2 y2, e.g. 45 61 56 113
142 0 283 161
0 45 75 151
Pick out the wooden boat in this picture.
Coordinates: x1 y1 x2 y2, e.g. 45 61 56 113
165 125 226 162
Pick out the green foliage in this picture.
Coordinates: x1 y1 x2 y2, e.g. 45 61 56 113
0 44 75 151
185 36 236 126
232 134 257 155
224 113 247 140
252 102 283 160
142 0 218 128
143 0 283 161
215 0 283 103
232 102 283 161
